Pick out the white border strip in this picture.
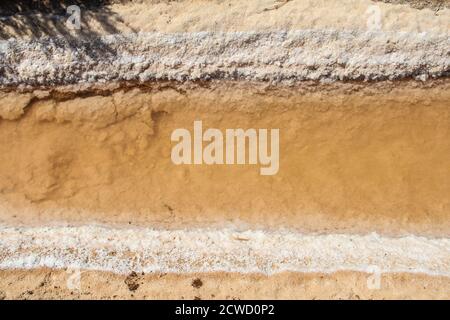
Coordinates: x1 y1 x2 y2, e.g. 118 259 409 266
0 225 449 276
1 30 449 86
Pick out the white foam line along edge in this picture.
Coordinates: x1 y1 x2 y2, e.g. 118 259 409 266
0 30 449 86
0 225 449 276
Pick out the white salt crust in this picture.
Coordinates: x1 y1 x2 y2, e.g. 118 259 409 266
0 30 448 87
0 225 448 276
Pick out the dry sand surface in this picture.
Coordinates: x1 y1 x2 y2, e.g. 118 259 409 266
1 269 449 300
1 0 449 39
0 0 449 299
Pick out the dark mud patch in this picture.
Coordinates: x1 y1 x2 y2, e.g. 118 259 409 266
192 278 203 289
124 271 140 292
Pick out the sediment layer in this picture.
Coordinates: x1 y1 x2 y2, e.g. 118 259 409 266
1 269 448 300
1 30 449 87
1 80 449 236
1 225 449 276
1 0 449 300
1 0 449 40
1 224 448 299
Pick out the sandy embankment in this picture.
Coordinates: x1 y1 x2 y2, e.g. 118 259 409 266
0 0 449 299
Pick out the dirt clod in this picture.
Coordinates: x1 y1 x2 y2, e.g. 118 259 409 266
192 278 203 289
125 271 140 292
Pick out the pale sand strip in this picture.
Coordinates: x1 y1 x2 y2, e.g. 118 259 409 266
0 226 448 276
1 0 449 39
